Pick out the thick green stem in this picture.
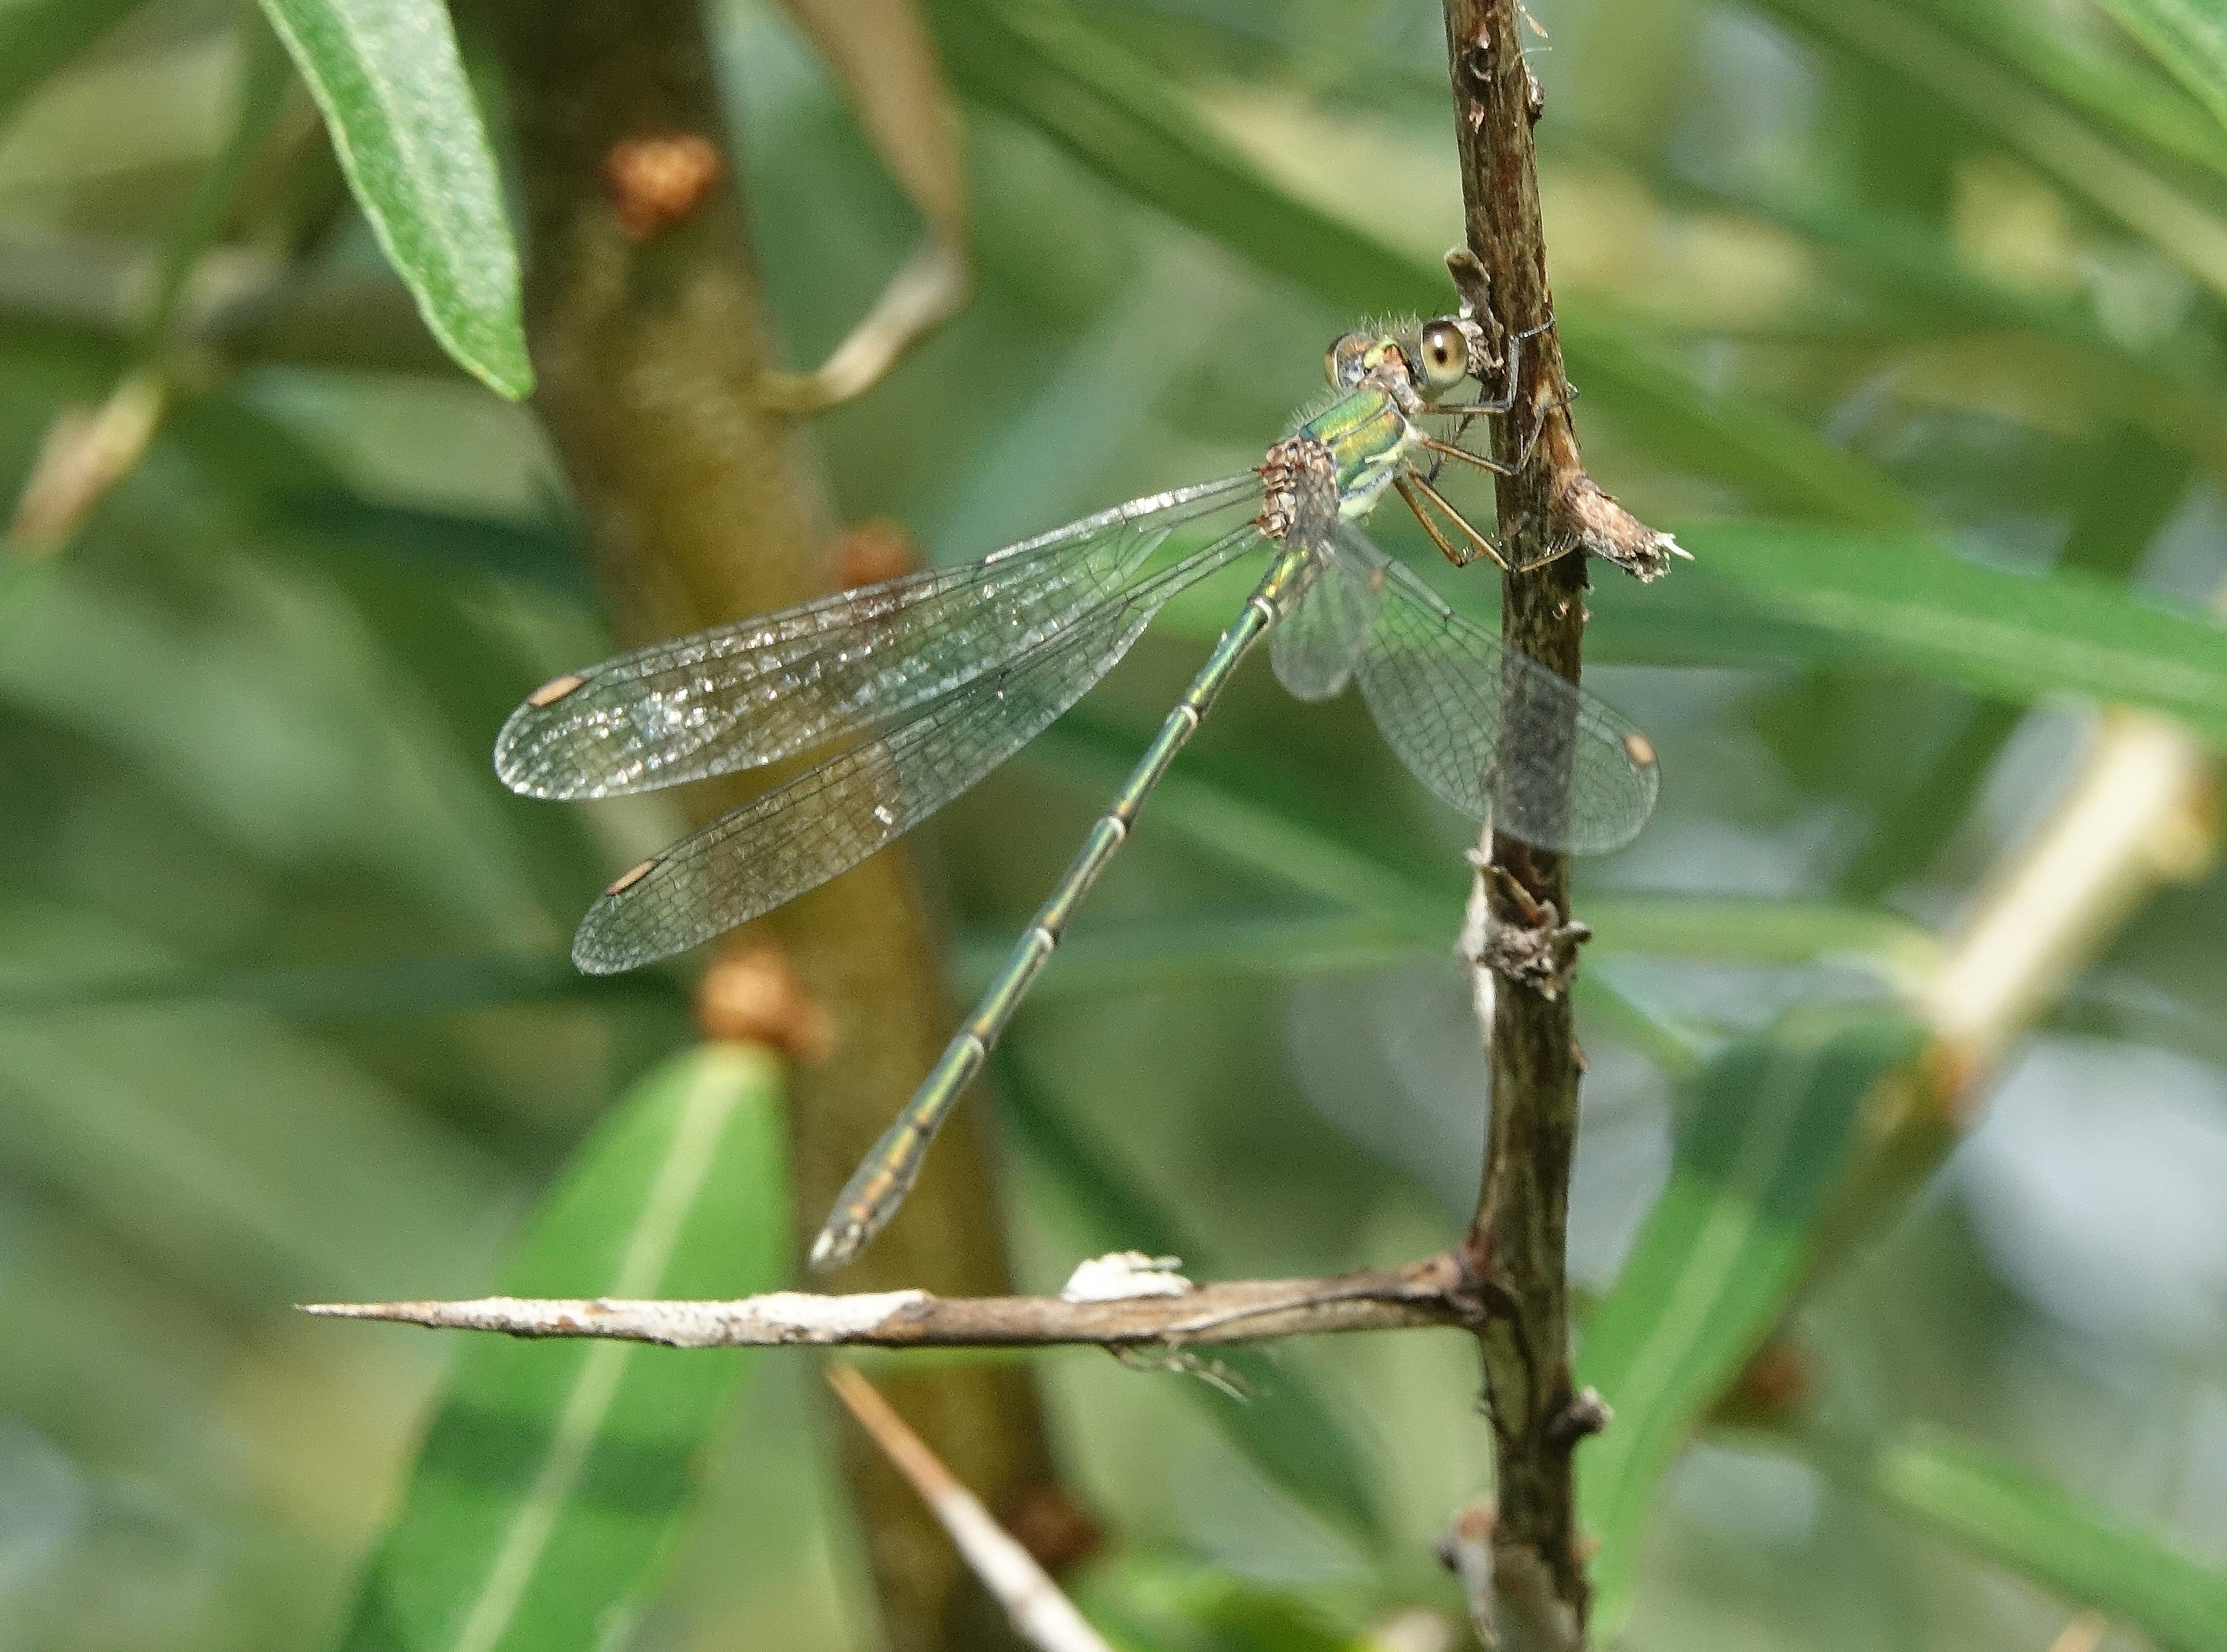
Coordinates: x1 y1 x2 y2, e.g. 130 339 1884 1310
467 3 1054 1647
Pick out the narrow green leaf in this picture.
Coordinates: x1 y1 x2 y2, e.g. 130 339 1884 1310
1575 131 2227 453
0 952 674 1019
1073 1550 1363 1652
0 0 152 131
1838 698 2025 898
929 0 1418 315
336 1042 789 1652
952 897 1933 1005
1684 524 2227 742
1007 708 1921 1071
1020 712 1449 925
928 0 1922 529
0 964 521 1311
1830 1423 2227 1652
2094 0 2227 143
1759 0 2227 304
256 0 532 397
997 1050 1390 1548
1923 0 2227 182
278 493 589 595
1556 310 1928 531
0 556 56 640
1575 1006 1927 1630
1832 422 2207 895
958 910 1434 1003
144 14 298 347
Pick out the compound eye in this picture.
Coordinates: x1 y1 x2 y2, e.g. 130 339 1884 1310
1325 332 1371 388
1417 318 1469 391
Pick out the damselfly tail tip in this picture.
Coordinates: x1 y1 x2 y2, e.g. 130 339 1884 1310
808 1220 866 1273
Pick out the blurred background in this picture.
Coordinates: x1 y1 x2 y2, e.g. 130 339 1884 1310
2 0 2226 1647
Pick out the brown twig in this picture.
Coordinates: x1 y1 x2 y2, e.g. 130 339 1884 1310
1439 0 1675 1638
7 372 168 555
300 1254 1482 1347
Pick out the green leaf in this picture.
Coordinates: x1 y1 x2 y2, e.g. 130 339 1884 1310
1830 1423 2227 1652
997 1050 1390 1548
255 0 533 397
1683 524 2227 741
144 14 299 347
929 0 1417 315
1021 714 1448 925
0 556 56 641
0 516 550 943
0 0 152 131
278 492 589 595
954 897 1933 1005
1575 1006 1927 1631
2093 0 2227 144
1922 0 2227 183
1576 131 2227 447
1557 309 1928 531
0 952 674 1020
0 908 523 1311
1072 1548 1365 1652
336 1042 789 1652
1759 0 2227 304
1007 707 1923 1071
929 0 1920 529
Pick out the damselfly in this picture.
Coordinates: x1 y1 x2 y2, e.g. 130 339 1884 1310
496 312 1659 1269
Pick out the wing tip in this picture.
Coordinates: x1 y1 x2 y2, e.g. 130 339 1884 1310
493 698 569 798
570 859 667 975
571 926 642 976
808 1221 864 1272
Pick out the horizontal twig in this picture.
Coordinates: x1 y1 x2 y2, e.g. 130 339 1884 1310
301 1256 1479 1349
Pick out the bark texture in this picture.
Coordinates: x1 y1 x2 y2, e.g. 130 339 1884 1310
1444 0 1594 1631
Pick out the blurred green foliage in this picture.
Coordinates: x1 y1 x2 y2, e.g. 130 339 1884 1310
3 0 2226 1649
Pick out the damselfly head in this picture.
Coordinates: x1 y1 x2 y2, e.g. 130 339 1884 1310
1324 315 1478 405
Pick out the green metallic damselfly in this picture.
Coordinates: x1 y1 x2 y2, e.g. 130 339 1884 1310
497 313 1660 1270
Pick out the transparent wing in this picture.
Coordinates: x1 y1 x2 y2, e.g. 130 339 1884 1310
1269 530 1382 702
1347 526 1659 855
497 474 1264 800
573 524 1269 973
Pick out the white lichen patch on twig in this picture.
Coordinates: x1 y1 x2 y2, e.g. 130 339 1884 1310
1059 1252 1194 1302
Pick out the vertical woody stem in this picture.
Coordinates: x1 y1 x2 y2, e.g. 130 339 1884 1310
1443 0 1594 1632
467 3 1055 1647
